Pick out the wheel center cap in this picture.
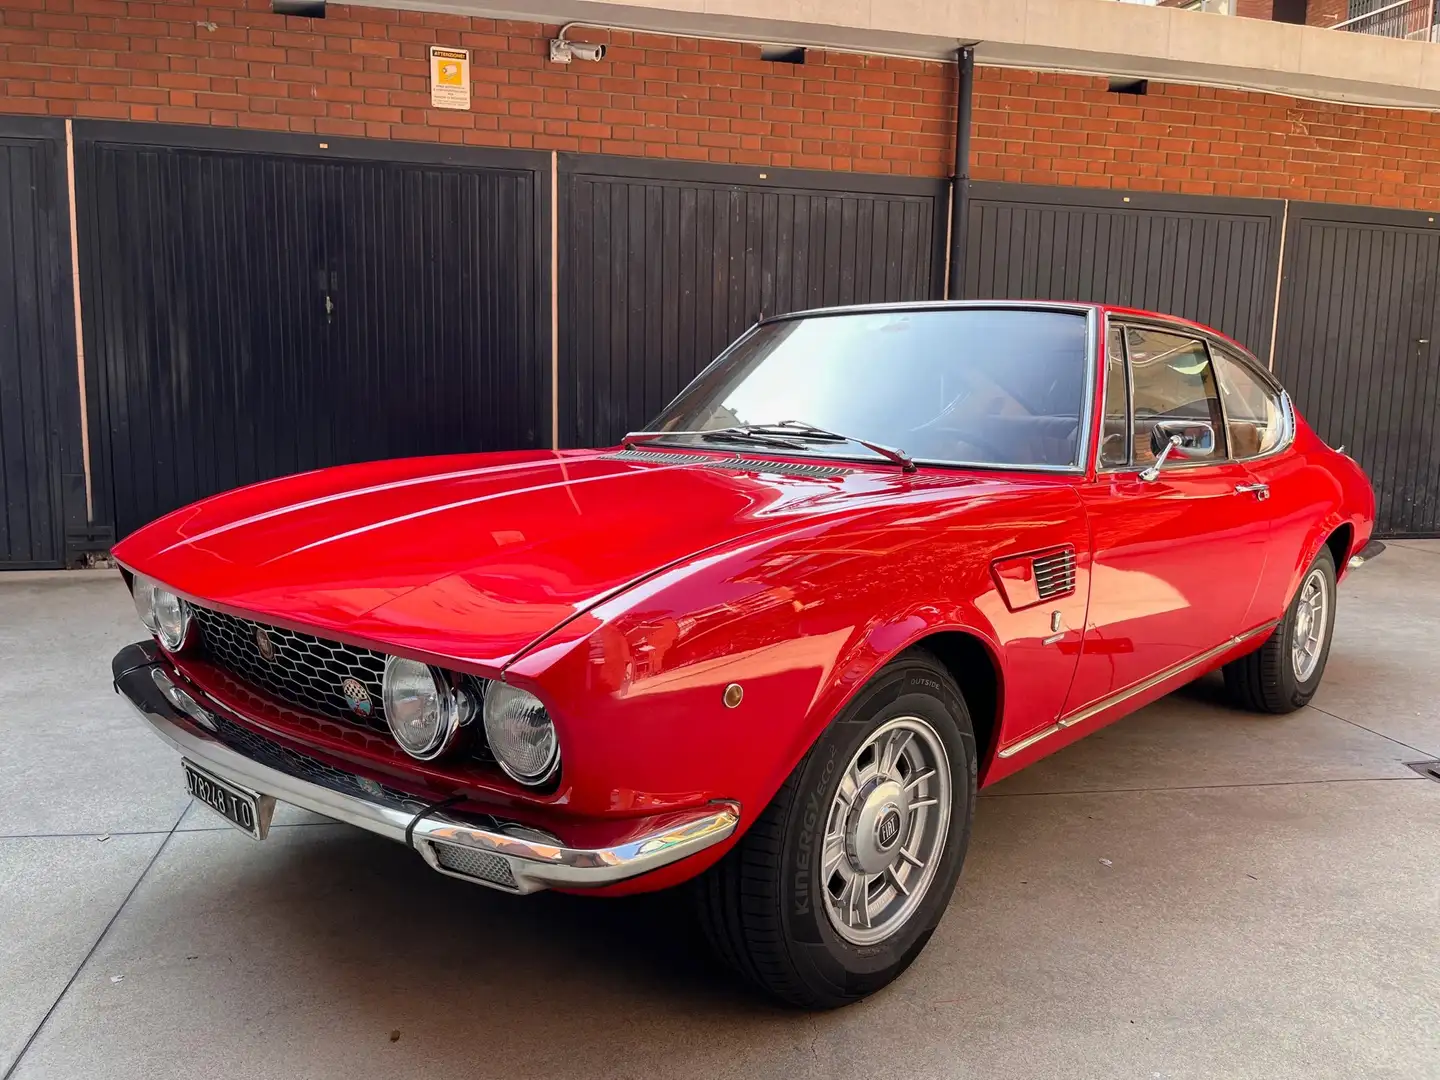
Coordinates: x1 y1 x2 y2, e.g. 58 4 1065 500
845 778 908 875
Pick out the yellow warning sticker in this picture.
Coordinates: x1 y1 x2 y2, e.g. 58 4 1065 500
429 46 470 110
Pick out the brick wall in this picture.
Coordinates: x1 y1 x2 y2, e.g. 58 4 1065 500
973 67 1440 207
2 0 1440 207
0 0 953 174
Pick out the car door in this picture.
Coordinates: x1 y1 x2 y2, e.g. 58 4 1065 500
1209 342 1311 626
1063 321 1271 716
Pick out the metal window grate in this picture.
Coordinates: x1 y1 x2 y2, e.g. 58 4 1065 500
1033 549 1077 600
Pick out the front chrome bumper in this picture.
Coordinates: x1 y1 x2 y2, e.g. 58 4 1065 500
112 642 739 895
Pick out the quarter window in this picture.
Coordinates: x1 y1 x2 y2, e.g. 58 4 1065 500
1100 324 1129 468
1125 328 1227 466
1211 347 1287 459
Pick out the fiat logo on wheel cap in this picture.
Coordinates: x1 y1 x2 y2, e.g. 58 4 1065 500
254 626 276 662
340 677 373 718
876 806 902 850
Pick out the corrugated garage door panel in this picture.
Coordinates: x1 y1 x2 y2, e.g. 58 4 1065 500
76 124 548 539
1273 205 1440 538
962 183 1285 359
0 119 81 569
559 156 947 448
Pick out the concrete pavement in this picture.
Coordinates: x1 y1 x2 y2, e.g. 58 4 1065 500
2 546 1438 1079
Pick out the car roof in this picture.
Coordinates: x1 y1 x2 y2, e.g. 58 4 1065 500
761 300 1253 360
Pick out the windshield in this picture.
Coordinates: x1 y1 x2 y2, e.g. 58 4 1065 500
649 307 1091 469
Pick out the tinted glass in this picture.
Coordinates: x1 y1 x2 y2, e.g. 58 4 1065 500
1212 347 1286 459
1126 328 1227 466
1101 323 1129 467
652 309 1090 468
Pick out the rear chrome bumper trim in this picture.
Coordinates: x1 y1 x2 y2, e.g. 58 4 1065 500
1348 540 1386 570
112 642 739 895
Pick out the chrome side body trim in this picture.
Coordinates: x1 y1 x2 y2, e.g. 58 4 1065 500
996 619 1281 759
113 642 739 895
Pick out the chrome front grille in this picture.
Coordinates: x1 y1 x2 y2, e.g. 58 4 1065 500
1033 549 1077 600
191 606 390 734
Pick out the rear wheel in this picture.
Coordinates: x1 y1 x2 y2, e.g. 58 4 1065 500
1223 546 1337 714
694 650 976 1008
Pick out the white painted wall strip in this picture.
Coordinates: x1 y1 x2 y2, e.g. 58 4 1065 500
550 149 560 451
1267 199 1289 372
64 118 94 522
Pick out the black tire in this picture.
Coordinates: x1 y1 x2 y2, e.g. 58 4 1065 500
693 650 976 1008
1223 545 1337 714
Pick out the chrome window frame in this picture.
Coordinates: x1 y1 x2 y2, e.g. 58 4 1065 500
646 301 1099 476
1094 312 1294 475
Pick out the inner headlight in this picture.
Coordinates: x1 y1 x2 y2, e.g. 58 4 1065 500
382 657 472 760
132 574 192 652
483 683 559 786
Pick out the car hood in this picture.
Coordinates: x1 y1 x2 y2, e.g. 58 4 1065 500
113 448 924 671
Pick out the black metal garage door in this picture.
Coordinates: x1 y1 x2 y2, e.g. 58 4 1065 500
558 156 948 447
75 124 548 540
0 118 83 569
960 183 1285 358
1273 204 1440 538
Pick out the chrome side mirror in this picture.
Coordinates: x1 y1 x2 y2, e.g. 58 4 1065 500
1140 420 1215 481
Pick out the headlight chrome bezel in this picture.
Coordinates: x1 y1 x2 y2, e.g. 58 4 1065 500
483 681 561 787
381 656 476 761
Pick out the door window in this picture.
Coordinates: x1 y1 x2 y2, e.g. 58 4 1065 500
1125 328 1228 466
1100 324 1130 468
1211 347 1288 459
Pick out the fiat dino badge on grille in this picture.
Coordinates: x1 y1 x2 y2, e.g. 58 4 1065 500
340 677 373 718
254 626 276 662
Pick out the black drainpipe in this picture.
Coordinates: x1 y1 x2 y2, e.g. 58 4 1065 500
947 44 975 300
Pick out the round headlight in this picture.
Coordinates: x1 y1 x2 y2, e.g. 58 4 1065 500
153 588 192 651
131 574 160 633
483 683 559 786
382 657 471 760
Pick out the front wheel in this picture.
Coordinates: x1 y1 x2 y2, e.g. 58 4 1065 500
1224 545 1338 714
694 651 976 1008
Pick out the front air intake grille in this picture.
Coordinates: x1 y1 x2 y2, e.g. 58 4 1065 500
205 709 426 813
429 841 519 890
1033 549 1077 600
192 606 391 734
606 448 852 479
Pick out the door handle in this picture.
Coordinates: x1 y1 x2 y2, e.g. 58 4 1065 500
1235 482 1270 500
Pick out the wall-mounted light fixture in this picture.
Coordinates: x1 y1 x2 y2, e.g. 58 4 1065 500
548 34 606 63
272 0 325 16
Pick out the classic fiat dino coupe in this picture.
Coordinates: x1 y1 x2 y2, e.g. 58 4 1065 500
111 301 1380 1008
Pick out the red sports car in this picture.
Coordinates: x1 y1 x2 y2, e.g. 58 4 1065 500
111 301 1380 1008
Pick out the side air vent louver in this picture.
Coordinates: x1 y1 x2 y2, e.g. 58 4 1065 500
1033 549 1077 600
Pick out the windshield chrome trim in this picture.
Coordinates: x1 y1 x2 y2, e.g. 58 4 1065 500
757 299 1099 325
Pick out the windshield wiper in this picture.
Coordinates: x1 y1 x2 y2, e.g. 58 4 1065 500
623 427 811 451
748 421 916 473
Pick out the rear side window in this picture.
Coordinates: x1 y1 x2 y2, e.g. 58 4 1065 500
1100 324 1130 468
1125 328 1227 466
1211 347 1287 459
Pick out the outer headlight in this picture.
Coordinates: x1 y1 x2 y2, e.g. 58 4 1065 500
483 682 559 786
131 574 160 633
133 574 192 652
382 657 473 760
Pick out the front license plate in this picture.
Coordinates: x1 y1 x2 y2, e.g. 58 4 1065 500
182 760 276 840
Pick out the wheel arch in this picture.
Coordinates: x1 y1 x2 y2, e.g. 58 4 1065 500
906 630 1003 787
1325 521 1354 581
